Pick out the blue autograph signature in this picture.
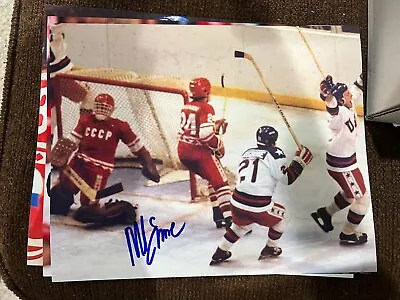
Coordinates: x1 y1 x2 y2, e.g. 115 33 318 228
124 215 186 266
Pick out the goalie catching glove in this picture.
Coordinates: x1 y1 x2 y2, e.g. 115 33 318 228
51 138 78 168
74 199 138 225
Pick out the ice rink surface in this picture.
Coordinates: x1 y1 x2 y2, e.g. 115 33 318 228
50 97 376 282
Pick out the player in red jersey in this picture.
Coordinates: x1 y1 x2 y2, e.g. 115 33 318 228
49 93 160 220
178 77 232 229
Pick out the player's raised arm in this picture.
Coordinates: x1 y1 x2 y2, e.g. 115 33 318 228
320 75 339 113
50 23 65 41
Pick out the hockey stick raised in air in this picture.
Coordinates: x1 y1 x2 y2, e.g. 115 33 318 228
216 73 229 137
234 50 302 148
221 74 228 119
296 26 326 79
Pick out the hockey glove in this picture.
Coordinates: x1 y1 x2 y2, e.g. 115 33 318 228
214 144 225 159
320 75 334 101
293 146 313 168
283 146 313 185
209 136 225 159
214 119 228 135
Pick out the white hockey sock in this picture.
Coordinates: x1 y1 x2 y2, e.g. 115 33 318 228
208 185 219 207
342 193 370 235
219 239 233 252
326 191 352 216
216 185 231 218
267 239 277 248
342 222 358 235
220 223 251 251
326 203 340 216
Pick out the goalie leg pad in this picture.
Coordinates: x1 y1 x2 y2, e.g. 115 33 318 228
74 200 138 225
49 183 75 216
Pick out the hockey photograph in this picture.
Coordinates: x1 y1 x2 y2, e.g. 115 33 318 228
44 13 377 282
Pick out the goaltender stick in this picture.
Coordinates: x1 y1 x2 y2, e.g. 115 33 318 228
49 93 160 225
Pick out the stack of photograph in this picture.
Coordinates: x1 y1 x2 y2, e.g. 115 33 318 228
26 6 377 282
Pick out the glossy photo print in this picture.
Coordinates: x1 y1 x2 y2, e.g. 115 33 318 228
43 12 376 282
28 10 238 272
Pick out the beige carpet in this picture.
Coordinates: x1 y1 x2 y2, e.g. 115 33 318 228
0 0 19 298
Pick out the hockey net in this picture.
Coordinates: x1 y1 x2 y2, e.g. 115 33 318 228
51 67 238 202
51 68 206 199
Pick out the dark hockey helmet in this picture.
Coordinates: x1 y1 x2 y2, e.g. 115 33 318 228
331 82 348 106
256 125 278 148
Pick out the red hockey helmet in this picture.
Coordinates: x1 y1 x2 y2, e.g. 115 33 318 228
189 77 211 99
94 93 115 120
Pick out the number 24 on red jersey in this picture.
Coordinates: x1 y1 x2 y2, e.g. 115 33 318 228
179 102 214 138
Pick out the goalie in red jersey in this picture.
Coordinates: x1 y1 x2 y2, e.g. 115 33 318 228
178 77 232 229
49 93 160 224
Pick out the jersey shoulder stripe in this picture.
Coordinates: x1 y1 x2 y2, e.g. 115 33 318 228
241 146 286 160
266 146 286 160
241 148 269 160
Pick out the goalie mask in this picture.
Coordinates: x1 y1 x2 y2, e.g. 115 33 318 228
189 77 211 100
94 94 115 120
256 125 278 148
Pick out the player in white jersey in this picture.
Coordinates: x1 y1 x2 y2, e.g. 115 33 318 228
48 21 96 114
47 21 97 163
311 74 370 246
210 126 313 265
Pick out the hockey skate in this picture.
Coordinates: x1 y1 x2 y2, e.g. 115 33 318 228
339 231 368 246
209 247 232 265
258 245 282 260
311 207 334 232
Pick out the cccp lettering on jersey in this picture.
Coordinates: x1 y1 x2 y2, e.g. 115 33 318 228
85 127 113 140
